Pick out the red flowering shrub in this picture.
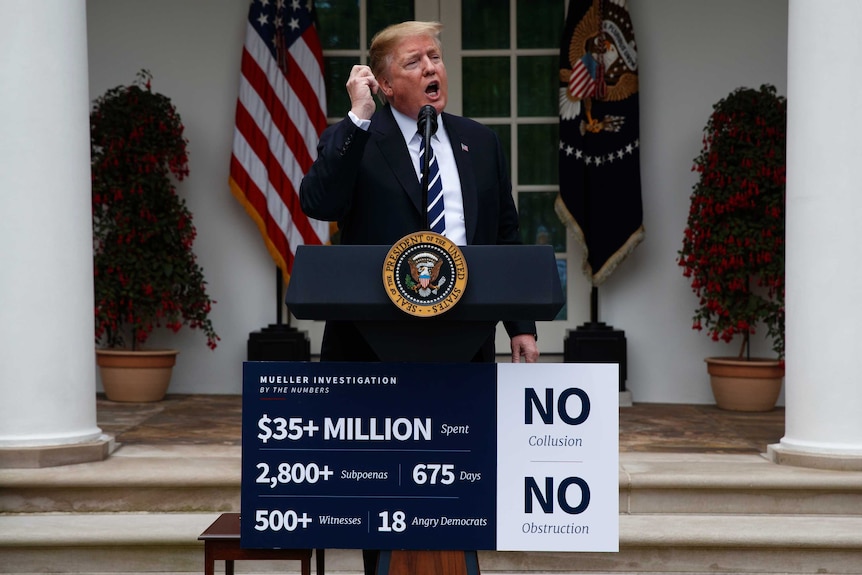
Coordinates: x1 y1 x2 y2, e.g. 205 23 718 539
678 85 786 358
91 70 218 350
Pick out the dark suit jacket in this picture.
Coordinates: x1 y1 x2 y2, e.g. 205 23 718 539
300 104 536 361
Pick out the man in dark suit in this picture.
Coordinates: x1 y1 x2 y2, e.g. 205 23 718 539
300 20 538 364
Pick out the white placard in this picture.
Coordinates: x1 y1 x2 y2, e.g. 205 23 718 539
495 363 619 552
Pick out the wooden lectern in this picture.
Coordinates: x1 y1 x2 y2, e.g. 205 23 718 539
285 244 563 575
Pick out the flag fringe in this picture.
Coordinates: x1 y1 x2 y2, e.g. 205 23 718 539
555 195 645 287
229 176 292 285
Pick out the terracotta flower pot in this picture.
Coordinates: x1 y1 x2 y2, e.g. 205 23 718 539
96 349 179 402
705 357 784 412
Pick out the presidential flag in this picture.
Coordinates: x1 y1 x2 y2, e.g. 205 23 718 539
556 0 644 286
229 0 328 283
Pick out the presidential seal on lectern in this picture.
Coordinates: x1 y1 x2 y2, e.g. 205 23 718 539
382 231 468 317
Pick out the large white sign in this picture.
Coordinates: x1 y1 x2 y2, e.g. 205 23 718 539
496 363 619 552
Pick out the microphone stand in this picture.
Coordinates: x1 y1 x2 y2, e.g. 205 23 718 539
417 105 438 231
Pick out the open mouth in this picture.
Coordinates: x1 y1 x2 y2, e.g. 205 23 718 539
425 81 440 97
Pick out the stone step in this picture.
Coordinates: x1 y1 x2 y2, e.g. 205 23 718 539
4 449 862 517
2 512 862 574
621 453 862 515
0 445 241 514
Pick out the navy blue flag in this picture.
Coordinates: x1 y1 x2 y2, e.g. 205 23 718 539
556 0 644 286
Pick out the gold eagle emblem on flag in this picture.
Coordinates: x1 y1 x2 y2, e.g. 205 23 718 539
559 0 639 135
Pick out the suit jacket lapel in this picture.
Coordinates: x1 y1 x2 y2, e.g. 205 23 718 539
443 114 477 244
372 106 424 215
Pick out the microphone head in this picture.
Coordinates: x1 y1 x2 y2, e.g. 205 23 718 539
417 105 438 135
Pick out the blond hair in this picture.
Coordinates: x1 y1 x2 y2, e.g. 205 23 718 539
369 21 443 103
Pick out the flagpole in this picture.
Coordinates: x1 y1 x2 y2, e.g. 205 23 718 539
277 267 284 325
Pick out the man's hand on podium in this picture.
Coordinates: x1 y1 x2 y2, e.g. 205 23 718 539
510 333 539 363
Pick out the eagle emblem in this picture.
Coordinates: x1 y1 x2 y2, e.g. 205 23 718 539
559 0 638 135
406 252 446 297
383 232 468 318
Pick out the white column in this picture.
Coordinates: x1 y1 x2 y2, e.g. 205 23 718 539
769 0 862 470
0 0 104 459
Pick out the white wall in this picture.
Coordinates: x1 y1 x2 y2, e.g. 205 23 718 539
85 0 788 401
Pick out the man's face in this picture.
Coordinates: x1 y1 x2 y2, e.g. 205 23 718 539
379 35 448 119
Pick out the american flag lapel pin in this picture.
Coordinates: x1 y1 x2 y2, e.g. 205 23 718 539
461 143 469 152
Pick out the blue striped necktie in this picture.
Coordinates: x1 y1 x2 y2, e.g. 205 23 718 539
419 137 446 235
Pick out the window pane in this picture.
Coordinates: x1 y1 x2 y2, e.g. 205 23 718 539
463 57 510 118
368 0 415 47
517 55 558 117
518 191 566 253
517 0 565 49
323 57 359 118
462 0 510 50
316 1 359 50
518 124 558 185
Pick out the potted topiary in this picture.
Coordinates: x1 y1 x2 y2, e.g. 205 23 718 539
91 70 218 402
678 84 786 411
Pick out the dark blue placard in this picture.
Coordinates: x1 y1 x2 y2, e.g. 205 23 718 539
241 362 497 550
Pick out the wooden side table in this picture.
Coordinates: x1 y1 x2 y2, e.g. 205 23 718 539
198 513 313 575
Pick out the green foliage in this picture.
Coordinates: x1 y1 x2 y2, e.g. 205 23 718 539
678 85 786 358
91 70 218 350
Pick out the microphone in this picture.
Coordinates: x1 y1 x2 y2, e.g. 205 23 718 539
417 104 438 140
417 105 438 231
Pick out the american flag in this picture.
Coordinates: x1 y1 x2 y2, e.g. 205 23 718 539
229 0 328 283
568 54 598 100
